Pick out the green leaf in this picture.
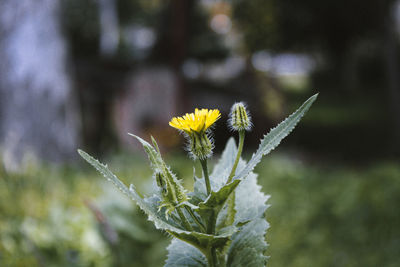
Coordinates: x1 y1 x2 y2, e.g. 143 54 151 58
78 149 132 197
130 186 233 254
227 218 270 267
209 137 238 188
165 239 207 267
78 150 181 230
234 172 270 224
234 93 318 181
78 149 231 253
196 180 241 219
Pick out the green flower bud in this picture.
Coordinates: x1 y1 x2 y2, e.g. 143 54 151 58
188 132 213 160
156 172 167 195
229 102 252 131
145 137 188 219
156 168 188 219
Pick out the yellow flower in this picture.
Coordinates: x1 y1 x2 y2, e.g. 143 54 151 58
169 108 221 134
169 108 221 159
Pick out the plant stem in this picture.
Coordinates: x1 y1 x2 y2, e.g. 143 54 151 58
227 130 245 183
223 130 245 231
185 205 206 232
176 207 193 231
200 159 211 195
199 158 218 266
206 245 218 267
206 209 216 233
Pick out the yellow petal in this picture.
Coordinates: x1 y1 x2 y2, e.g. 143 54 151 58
169 108 221 134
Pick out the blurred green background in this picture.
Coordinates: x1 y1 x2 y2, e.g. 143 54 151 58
1 0 400 266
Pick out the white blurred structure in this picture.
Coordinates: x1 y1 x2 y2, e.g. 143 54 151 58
0 0 80 170
98 0 119 56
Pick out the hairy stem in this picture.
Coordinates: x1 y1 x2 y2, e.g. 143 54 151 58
200 159 211 195
185 205 206 232
227 130 245 183
176 207 193 231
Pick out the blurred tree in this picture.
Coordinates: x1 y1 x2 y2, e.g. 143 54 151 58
233 0 400 157
0 0 80 169
60 0 231 153
233 0 392 87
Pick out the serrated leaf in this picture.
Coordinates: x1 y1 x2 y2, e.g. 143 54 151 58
78 149 231 253
209 137 238 188
130 186 233 253
78 150 182 230
78 149 133 197
190 176 207 205
165 239 207 267
227 218 270 267
128 186 184 231
234 172 270 224
234 93 318 181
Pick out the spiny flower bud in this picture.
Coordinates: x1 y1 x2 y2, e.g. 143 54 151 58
229 102 252 131
189 132 213 160
169 108 220 160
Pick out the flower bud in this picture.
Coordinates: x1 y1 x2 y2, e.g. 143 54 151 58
156 168 188 219
229 102 252 131
189 132 213 160
169 108 220 160
155 172 167 195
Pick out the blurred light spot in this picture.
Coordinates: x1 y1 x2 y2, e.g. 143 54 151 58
225 56 245 76
204 56 245 82
252 51 315 76
263 89 284 119
273 54 315 76
182 59 202 79
99 0 119 56
252 50 273 72
124 25 156 50
395 0 400 34
200 0 215 7
210 14 231 34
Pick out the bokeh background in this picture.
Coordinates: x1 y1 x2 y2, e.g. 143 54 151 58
1 0 400 266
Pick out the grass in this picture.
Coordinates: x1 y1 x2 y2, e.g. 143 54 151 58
1 152 399 266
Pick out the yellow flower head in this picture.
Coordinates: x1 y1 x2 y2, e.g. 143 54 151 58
169 108 221 134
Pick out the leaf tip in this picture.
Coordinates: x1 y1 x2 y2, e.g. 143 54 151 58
127 132 137 138
309 92 319 102
77 149 87 157
128 132 151 147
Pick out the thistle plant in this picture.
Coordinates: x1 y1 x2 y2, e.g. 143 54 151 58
78 94 317 267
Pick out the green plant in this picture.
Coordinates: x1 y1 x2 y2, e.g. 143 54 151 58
78 94 317 266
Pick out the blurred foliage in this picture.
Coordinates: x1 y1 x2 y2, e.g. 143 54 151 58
59 0 399 158
0 156 167 267
1 153 399 266
257 155 400 267
233 0 391 53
